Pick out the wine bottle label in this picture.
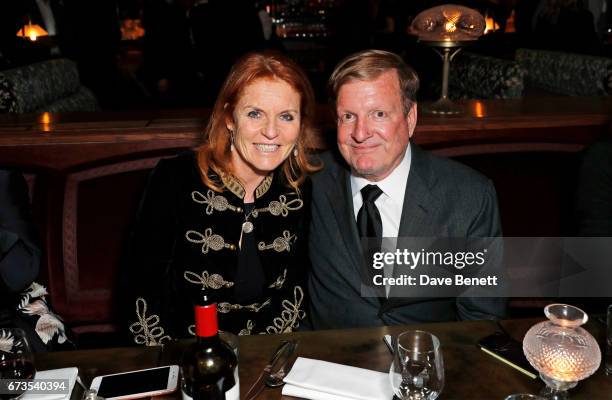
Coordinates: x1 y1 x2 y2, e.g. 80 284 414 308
181 389 192 400
224 382 239 400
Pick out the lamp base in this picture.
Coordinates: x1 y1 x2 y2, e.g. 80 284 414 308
425 98 462 115
538 374 578 400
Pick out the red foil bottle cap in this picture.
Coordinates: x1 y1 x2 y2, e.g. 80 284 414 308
195 303 218 337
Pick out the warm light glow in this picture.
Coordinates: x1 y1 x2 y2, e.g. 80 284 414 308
505 10 516 33
484 17 499 34
474 101 485 118
540 347 584 382
16 23 49 42
411 5 485 41
40 112 51 124
120 19 145 41
39 112 52 132
443 10 461 33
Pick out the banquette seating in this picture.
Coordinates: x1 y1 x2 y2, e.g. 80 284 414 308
449 48 612 99
0 58 99 114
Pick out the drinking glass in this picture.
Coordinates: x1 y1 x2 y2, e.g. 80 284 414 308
0 328 36 400
389 330 444 400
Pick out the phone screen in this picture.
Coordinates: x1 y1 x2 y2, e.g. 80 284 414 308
97 367 170 398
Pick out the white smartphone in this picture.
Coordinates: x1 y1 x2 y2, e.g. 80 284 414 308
90 365 179 400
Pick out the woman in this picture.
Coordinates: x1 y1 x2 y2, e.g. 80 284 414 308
124 52 319 345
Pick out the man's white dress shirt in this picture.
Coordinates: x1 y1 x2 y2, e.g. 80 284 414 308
350 144 412 295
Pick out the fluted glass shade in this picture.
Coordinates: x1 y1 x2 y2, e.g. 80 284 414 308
523 304 601 384
410 4 485 42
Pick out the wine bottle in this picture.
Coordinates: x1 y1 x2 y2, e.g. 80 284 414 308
181 292 239 400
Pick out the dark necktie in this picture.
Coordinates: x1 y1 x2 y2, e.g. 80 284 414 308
357 185 383 284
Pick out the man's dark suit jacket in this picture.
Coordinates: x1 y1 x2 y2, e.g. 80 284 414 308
307 144 507 329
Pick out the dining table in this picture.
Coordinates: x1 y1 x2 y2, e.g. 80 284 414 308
34 317 611 400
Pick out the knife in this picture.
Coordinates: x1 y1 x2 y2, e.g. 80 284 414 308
244 340 296 400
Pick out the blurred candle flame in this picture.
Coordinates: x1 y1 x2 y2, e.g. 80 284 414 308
474 101 485 118
39 112 52 132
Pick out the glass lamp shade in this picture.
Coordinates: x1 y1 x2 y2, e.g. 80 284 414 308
523 304 601 398
16 23 48 41
410 4 485 42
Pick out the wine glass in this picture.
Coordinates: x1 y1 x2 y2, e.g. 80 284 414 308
389 330 444 400
0 328 36 400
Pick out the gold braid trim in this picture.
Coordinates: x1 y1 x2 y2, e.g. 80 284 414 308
218 299 271 313
219 173 273 199
264 286 305 334
129 298 171 346
184 270 234 289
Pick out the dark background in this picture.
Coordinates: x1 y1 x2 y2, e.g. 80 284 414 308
1 0 610 110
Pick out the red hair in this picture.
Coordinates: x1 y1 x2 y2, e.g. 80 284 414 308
197 51 319 192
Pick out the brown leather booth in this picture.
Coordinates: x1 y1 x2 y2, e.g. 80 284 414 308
1 98 610 345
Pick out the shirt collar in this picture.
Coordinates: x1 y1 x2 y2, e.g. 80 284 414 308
351 143 412 202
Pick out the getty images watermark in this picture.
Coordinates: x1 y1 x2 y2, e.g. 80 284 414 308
372 247 499 287
360 237 612 298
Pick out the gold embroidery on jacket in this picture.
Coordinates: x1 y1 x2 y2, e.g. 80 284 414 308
129 297 171 346
220 173 273 199
258 230 296 252
186 228 235 253
184 270 234 289
268 269 287 289
218 299 271 313
191 190 239 215
238 320 255 336
252 195 303 217
264 286 305 334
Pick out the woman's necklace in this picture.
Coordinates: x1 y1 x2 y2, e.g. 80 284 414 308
239 204 255 249
242 216 254 234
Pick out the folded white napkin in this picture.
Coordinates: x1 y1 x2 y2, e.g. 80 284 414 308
22 367 79 400
281 357 393 400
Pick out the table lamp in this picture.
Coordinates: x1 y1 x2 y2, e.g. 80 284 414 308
16 19 49 42
410 4 485 115
522 304 601 400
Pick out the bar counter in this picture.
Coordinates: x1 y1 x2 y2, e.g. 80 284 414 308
35 318 611 399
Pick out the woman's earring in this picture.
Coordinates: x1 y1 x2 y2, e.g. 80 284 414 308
293 146 298 157
229 129 234 152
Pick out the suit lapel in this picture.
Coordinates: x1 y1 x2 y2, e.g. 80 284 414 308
397 145 438 237
381 145 441 313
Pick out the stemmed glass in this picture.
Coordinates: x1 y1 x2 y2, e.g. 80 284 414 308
0 328 36 400
389 330 444 400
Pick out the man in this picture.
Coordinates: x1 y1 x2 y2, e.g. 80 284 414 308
308 50 506 329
